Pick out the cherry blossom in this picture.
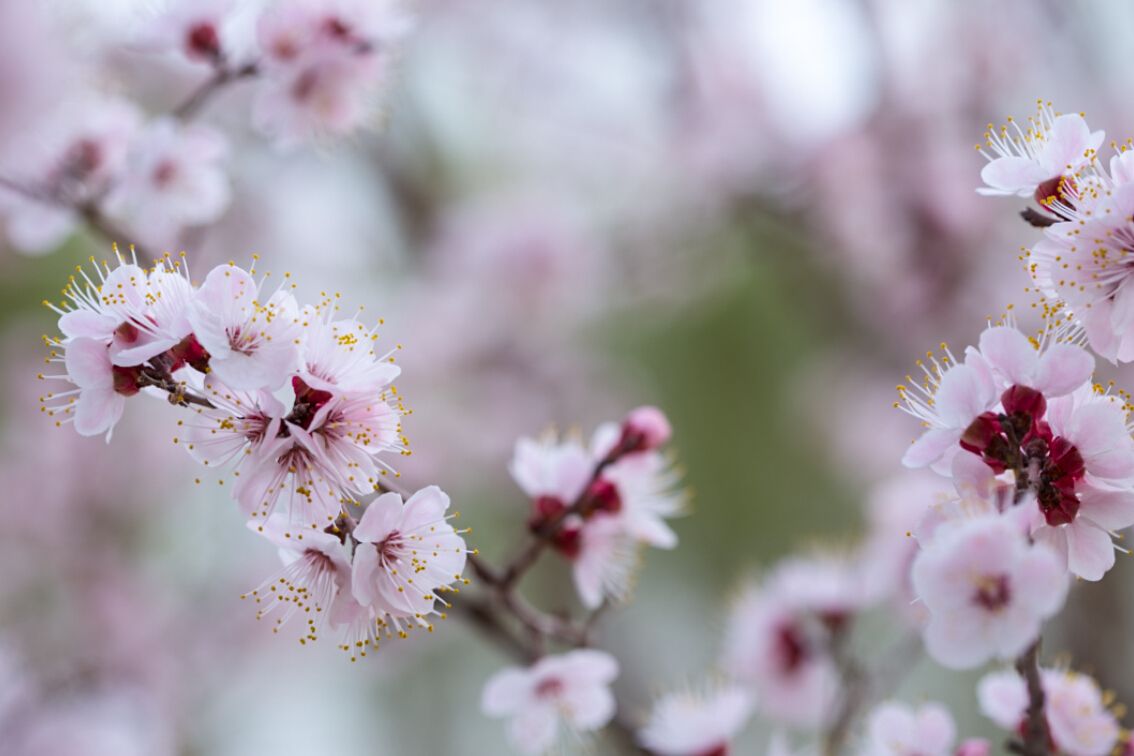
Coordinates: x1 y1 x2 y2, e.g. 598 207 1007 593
978 667 1121 756
860 701 956 756
350 487 469 636
242 513 352 644
252 0 412 146
911 513 1067 669
978 103 1103 201
481 650 618 755
187 263 300 391
140 0 233 65
721 555 861 728
103 119 230 245
0 97 140 254
637 685 753 756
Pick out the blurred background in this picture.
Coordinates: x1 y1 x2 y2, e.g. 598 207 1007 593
3 0 1134 752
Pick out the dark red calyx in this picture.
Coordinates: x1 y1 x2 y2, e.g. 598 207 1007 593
550 525 581 559
187 22 222 62
168 333 211 373
287 376 334 430
527 495 567 532
774 621 809 674
586 478 622 515
1001 385 1046 419
111 365 142 396
1036 436 1085 526
114 321 141 345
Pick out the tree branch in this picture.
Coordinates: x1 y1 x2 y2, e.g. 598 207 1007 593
1011 640 1051 756
173 62 258 121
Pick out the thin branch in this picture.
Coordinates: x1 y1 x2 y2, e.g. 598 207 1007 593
1011 640 1051 756
173 61 258 121
135 369 216 409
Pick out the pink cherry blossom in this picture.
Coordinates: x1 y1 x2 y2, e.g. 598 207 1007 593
1030 182 1134 363
858 471 945 617
978 668 1121 756
861 701 956 756
242 513 351 644
349 487 469 636
911 513 1067 669
481 649 618 755
184 375 285 470
978 104 1103 199
296 307 401 394
103 118 230 245
599 449 685 550
508 432 593 510
570 513 639 609
1029 385 1134 580
637 685 753 756
233 382 403 526
897 341 996 472
0 97 140 254
187 263 301 391
721 555 860 729
51 337 131 440
252 0 412 146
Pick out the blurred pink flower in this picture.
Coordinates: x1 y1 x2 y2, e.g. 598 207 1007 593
978 667 1120 756
481 649 618 755
252 0 411 146
103 118 230 245
912 514 1067 669
862 701 956 756
721 555 861 729
637 685 753 756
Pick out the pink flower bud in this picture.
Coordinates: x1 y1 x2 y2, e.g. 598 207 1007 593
621 405 671 452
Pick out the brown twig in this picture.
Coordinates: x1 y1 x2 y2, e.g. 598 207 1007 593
1010 640 1051 756
173 61 258 121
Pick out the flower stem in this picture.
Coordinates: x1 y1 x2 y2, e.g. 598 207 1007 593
1010 640 1051 756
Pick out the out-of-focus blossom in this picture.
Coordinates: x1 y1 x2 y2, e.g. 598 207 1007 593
978 104 1103 200
481 649 618 755
0 97 140 254
252 0 412 146
858 471 945 620
860 700 956 756
721 554 862 728
978 668 1121 756
509 412 683 608
103 118 230 245
911 513 1067 669
637 685 753 756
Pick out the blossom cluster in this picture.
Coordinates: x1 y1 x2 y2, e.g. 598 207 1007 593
39 253 472 658
0 0 409 253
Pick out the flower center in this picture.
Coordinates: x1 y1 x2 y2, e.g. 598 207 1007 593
535 676 564 699
376 531 404 564
960 384 1085 526
774 621 809 674
973 575 1011 611
1034 174 1076 215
